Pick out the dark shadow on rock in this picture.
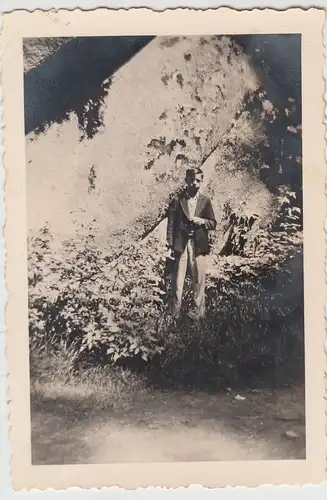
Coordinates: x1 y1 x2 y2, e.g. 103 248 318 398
232 35 301 103
232 34 302 196
24 36 155 139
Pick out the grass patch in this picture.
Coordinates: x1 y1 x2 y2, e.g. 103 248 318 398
30 349 149 413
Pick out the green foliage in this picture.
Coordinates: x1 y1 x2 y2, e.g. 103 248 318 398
28 225 165 367
152 244 304 389
29 210 304 389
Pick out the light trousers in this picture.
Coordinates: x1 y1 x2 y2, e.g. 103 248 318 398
171 239 207 319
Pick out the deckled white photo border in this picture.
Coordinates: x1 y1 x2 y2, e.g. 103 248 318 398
1 6 326 491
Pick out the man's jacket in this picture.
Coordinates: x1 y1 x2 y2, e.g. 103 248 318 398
167 191 217 256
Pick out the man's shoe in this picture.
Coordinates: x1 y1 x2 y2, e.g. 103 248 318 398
186 310 200 321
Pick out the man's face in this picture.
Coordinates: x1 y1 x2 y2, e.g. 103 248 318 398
186 173 203 195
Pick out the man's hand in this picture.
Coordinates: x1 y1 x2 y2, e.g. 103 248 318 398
165 242 175 260
192 216 206 227
166 248 175 260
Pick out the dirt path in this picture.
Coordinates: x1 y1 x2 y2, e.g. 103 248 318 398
31 385 305 465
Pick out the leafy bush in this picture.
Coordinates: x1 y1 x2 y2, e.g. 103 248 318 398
28 224 165 369
29 210 304 390
151 244 304 389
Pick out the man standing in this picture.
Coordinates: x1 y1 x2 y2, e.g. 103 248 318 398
166 167 217 320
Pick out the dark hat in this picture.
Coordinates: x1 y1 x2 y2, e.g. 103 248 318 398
185 167 204 179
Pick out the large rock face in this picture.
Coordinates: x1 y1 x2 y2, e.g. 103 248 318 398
25 35 273 249
23 37 73 72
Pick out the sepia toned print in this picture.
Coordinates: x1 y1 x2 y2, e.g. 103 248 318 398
2 8 326 490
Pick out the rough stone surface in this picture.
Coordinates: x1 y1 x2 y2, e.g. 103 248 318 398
25 36 272 249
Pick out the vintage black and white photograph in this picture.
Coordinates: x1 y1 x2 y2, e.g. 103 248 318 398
25 31 308 464
2 7 326 491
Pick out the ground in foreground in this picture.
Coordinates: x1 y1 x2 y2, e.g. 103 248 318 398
31 380 305 464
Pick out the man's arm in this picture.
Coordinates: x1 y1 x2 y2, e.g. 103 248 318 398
202 198 217 230
166 198 176 248
193 198 217 230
